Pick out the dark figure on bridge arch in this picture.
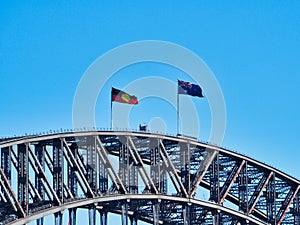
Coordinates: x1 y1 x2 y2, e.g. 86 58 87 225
139 124 147 131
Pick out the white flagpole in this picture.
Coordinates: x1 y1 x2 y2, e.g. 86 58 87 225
111 86 113 130
177 80 180 135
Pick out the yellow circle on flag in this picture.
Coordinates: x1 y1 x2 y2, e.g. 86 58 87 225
121 93 130 102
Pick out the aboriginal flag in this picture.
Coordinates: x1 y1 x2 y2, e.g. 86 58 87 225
111 87 138 104
178 80 204 98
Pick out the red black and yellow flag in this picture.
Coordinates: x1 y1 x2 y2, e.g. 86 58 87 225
111 87 138 104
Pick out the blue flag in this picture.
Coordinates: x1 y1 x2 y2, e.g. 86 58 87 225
178 80 204 97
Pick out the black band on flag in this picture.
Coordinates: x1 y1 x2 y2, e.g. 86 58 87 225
111 87 138 104
178 80 204 98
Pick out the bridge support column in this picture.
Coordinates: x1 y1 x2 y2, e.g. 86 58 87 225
294 192 300 225
183 205 191 225
210 154 220 203
238 161 248 213
53 139 64 203
54 212 63 225
1 147 11 184
150 141 160 193
266 173 276 224
1 146 11 203
130 216 137 225
121 203 128 225
152 202 159 225
99 210 107 225
119 143 128 194
35 143 45 225
212 210 221 225
36 218 44 225
87 137 97 195
69 143 78 197
17 144 29 213
180 143 190 196
99 148 108 194
69 208 77 225
89 208 96 225
35 144 45 201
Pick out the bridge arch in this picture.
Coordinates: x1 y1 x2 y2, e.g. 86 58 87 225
0 131 299 225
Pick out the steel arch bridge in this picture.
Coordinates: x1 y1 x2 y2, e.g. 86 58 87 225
0 130 299 225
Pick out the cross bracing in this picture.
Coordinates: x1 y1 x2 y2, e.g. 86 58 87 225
0 131 299 225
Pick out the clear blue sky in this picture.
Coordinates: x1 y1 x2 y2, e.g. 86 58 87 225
1 1 300 224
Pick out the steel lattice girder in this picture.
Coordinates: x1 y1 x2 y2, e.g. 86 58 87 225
0 130 299 225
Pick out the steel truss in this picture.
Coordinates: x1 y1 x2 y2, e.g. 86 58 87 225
0 131 299 225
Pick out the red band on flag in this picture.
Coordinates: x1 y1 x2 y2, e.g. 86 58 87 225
112 87 138 104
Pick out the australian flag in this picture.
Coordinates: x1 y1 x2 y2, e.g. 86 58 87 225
178 80 204 98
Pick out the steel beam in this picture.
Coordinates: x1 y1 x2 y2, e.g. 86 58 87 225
63 139 95 197
36 217 44 225
248 172 273 214
277 185 300 224
159 140 188 197
0 131 299 225
190 148 218 197
99 210 107 225
180 142 191 195
17 144 29 211
152 201 159 225
54 212 63 225
128 137 158 194
220 160 245 202
3 194 269 225
35 144 45 200
294 191 300 225
238 161 248 213
183 204 191 225
95 136 127 194
212 210 221 225
1 147 11 184
27 144 61 203
86 137 97 192
88 208 96 225
0 167 20 213
52 139 64 202
266 173 277 224
130 216 137 225
68 144 78 198
69 208 76 225
210 154 220 203
121 203 129 225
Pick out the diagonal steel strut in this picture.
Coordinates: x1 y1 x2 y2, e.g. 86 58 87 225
128 137 158 194
63 139 95 197
96 136 127 194
159 140 188 197
190 148 218 197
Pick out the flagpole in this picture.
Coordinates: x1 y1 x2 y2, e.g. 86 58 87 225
111 86 113 130
177 79 179 135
